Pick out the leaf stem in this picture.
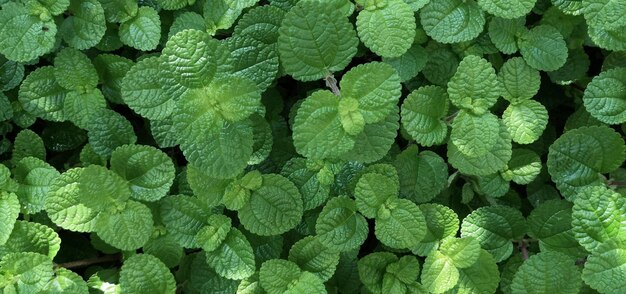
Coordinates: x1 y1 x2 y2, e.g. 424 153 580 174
444 111 459 124
55 254 122 269
324 74 341 96
518 239 529 260
608 180 626 187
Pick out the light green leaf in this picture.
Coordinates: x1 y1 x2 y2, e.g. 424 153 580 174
340 62 402 123
315 196 368 252
477 0 537 19
449 249 500 294
502 100 549 145
413 204 460 256
0 2 56 62
196 214 231 252
0 252 54 290
583 67 626 125
517 25 568 71
95 200 153 251
420 0 485 44
86 109 137 158
488 17 526 54
358 252 398 294
233 5 286 45
293 90 354 160
547 126 625 199
59 0 107 50
498 57 541 103
354 173 397 219
53 48 99 92
63 89 107 129
447 55 501 115
162 29 220 89
14 157 59 214
439 237 481 269
356 0 415 58
99 0 138 23
511 251 581 294
401 86 449 146
502 149 542 185
259 259 326 294
0 192 19 245
121 56 175 120
0 221 60 259
226 36 280 91
572 186 626 252
18 66 67 122
280 158 329 211
528 199 586 258
160 195 207 248
582 238 626 294
119 6 161 51
375 198 426 249
119 254 176 294
394 146 448 204
288 236 340 281
203 0 243 35
143 235 184 268
12 129 45 164
91 54 132 104
238 174 303 236
45 267 89 293
421 251 459 294
45 168 98 233
461 205 527 262
340 109 399 163
205 228 256 280
277 0 358 81
552 0 584 15
110 144 175 202
383 44 428 82
582 0 626 30
588 24 626 51
77 164 130 212
451 111 501 157
448 120 512 176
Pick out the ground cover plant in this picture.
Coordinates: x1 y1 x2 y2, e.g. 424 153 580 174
0 0 625 293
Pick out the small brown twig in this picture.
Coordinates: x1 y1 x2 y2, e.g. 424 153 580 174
55 254 122 269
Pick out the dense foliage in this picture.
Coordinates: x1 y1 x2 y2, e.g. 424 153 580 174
0 0 625 293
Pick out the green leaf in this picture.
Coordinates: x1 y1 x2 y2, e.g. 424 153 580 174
0 252 54 290
582 237 626 294
383 44 428 82
143 235 184 268
45 168 98 233
517 25 568 71
439 237 481 269
226 36 280 91
277 0 358 81
420 0 486 44
86 109 137 158
63 89 107 129
45 267 89 293
340 62 402 124
340 109 399 163
488 17 526 54
99 0 138 23
582 0 626 30
449 249 500 294
14 157 60 214
498 57 541 103
95 200 153 251
0 221 60 259
53 48 99 92
205 228 256 280
356 0 415 58
421 251 459 294
196 214 231 252
547 126 625 198
413 204 459 256
12 129 45 164
110 144 175 202
238 174 303 236
161 29 220 89
293 90 354 160
0 3 56 62
78 164 130 212
461 205 527 262
511 251 582 294
121 56 175 120
18 66 67 122
315 196 368 252
0 192 19 245
587 25 626 52
119 6 161 51
203 0 243 35
502 100 549 145
401 86 449 146
119 254 176 294
160 195 207 248
394 146 448 204
447 55 501 115
451 111 501 157
358 252 398 294
375 198 426 249
288 236 340 281
572 186 626 252
259 259 326 294
354 173 397 219
281 158 331 211
233 5 286 45
528 199 586 258
502 149 542 185
477 0 537 19
583 67 626 125
59 0 107 50
0 56 25 92
448 119 512 176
